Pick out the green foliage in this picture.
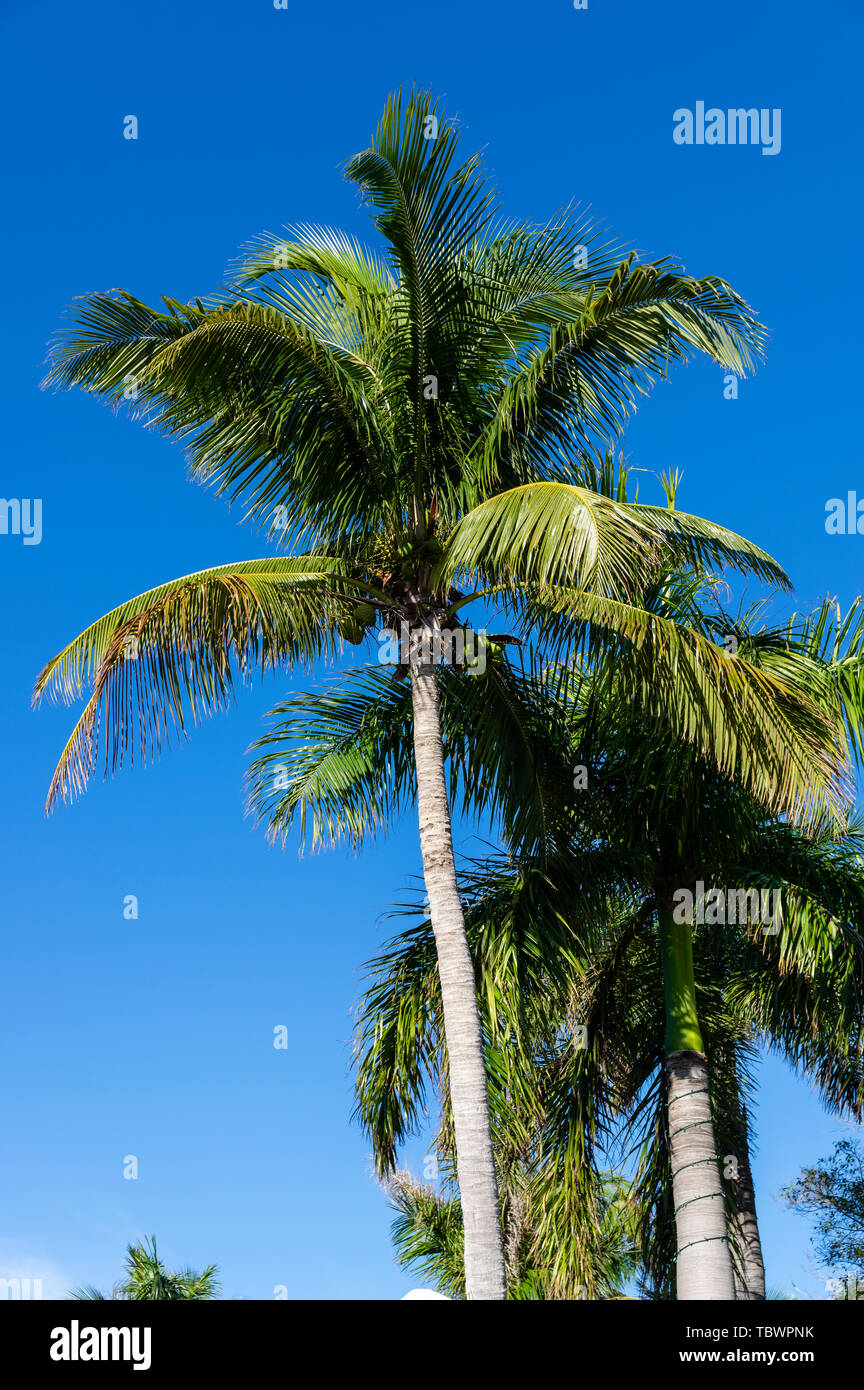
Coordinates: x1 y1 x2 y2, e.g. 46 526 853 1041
782 1140 864 1274
69 1237 220 1301
32 556 352 810
33 91 864 1302
39 93 833 835
387 1167 639 1300
350 557 864 1297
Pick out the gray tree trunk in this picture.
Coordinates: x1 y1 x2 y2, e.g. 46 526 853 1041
731 1132 766 1299
666 1050 737 1300
410 660 508 1300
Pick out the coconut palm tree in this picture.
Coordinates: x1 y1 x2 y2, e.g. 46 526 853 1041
70 1237 220 1301
35 94 842 1298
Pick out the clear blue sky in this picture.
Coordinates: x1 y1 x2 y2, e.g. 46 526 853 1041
1 0 861 1299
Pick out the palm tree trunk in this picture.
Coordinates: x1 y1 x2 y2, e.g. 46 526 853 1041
409 657 508 1300
658 904 736 1300
731 1117 766 1300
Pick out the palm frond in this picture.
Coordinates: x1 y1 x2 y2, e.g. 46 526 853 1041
443 481 790 595
34 556 354 810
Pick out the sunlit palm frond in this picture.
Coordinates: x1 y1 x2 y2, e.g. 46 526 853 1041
443 481 790 595
33 556 355 810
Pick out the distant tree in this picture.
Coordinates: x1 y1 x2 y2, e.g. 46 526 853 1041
70 1237 220 1301
385 1166 639 1301
783 1140 864 1290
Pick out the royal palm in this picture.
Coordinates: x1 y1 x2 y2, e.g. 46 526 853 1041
263 553 863 1297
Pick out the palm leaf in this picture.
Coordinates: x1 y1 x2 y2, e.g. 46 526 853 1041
33 555 359 810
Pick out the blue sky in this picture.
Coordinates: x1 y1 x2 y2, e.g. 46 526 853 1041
1 0 861 1299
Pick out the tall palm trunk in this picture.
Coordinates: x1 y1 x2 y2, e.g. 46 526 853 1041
730 1113 766 1299
658 904 736 1300
410 657 508 1300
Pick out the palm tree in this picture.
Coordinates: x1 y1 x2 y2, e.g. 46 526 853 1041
70 1237 220 1300
353 809 864 1300
440 559 864 1301
35 93 837 1298
386 1163 639 1300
